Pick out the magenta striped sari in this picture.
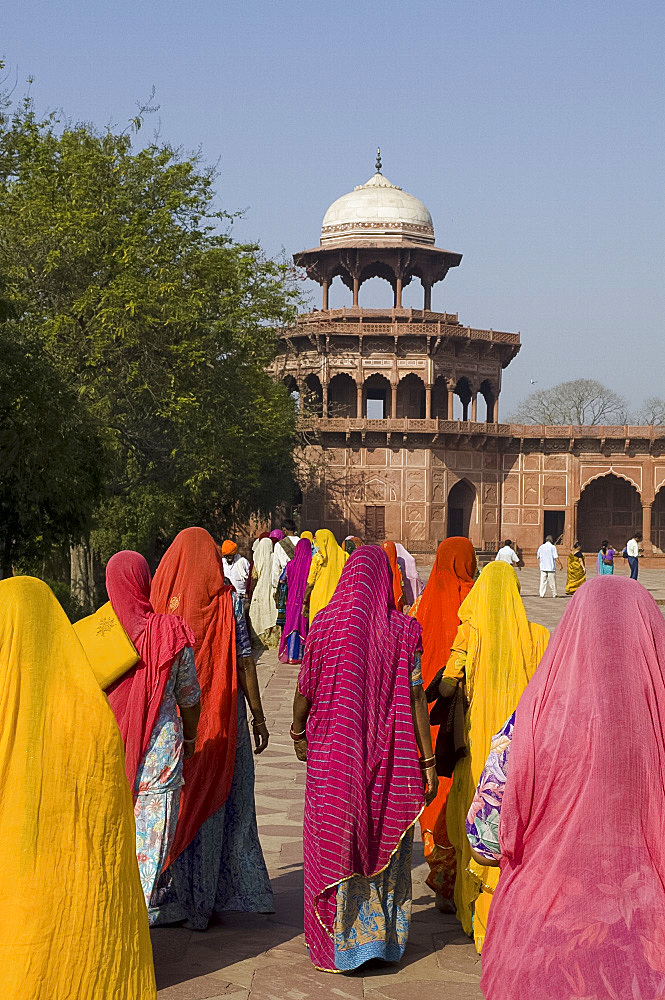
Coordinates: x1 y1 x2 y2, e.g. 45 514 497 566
298 546 424 971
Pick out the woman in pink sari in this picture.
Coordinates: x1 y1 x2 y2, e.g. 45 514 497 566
105 551 199 913
291 546 437 972
469 576 665 999
278 538 312 664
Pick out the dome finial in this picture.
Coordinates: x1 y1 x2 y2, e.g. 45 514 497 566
375 146 382 174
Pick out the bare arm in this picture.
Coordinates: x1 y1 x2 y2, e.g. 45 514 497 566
292 688 311 762
237 655 269 754
470 846 500 868
411 684 437 805
179 701 200 758
301 582 314 617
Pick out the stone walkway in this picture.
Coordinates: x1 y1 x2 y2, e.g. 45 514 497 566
152 562 665 999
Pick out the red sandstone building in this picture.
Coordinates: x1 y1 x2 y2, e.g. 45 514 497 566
273 161 665 558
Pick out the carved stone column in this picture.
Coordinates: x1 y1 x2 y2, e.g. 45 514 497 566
425 384 432 420
642 502 653 553
356 381 363 419
423 281 432 311
446 378 455 419
352 275 360 307
394 276 403 308
471 392 478 423
391 383 398 419
322 279 329 310
322 381 329 418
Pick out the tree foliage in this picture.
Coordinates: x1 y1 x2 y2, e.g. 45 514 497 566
512 379 628 426
0 75 299 567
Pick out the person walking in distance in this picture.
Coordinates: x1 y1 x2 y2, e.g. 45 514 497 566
495 540 521 569
626 532 643 580
537 535 562 598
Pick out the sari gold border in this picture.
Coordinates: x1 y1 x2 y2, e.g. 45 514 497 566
313 806 424 941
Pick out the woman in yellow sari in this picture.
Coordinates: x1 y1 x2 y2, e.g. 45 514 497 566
0 576 155 999
302 529 348 623
565 539 586 594
437 561 549 953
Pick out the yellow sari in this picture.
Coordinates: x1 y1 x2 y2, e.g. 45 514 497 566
566 549 586 594
306 529 348 622
0 577 155 999
442 562 549 953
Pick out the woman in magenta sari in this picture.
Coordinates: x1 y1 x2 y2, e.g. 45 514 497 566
278 538 312 664
291 546 437 972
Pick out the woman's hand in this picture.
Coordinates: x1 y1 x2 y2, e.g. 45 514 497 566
423 764 438 806
293 737 308 762
183 737 197 759
252 719 270 755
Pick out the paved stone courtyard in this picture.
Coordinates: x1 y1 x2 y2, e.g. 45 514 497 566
151 565 665 1000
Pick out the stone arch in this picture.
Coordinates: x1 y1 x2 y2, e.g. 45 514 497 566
302 373 323 416
447 478 476 539
653 485 665 554
396 373 426 419
480 379 497 422
363 373 392 419
327 272 352 309
577 473 641 553
328 372 356 417
282 374 300 412
454 376 472 421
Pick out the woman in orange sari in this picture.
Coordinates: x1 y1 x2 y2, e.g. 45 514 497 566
411 537 477 910
382 540 405 611
149 527 273 929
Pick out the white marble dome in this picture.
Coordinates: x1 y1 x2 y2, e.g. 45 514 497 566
321 172 435 245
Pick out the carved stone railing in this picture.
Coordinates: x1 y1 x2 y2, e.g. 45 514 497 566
296 417 665 441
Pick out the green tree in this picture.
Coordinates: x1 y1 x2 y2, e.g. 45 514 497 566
0 79 299 572
0 322 103 577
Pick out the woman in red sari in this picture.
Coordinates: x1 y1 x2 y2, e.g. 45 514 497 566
382 539 405 611
411 537 477 910
149 527 273 929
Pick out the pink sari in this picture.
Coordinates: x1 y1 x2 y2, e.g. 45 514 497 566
298 546 424 971
481 576 665 999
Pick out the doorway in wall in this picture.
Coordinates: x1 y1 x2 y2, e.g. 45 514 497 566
365 505 386 541
543 510 565 545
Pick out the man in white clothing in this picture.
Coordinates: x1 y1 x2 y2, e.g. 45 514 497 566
221 540 251 611
537 535 562 597
271 519 300 592
626 532 642 580
495 539 520 568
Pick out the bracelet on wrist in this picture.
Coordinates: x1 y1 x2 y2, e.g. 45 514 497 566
184 737 197 745
252 716 266 727
290 724 307 741
419 756 436 769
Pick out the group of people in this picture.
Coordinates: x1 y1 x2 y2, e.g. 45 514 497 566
285 529 665 999
495 532 645 598
5 520 665 999
3 527 273 998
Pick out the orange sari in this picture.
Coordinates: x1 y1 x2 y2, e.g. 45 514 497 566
382 540 405 611
151 527 237 864
411 537 476 899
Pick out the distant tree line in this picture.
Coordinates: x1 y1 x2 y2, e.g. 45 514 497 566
0 68 300 592
512 379 665 427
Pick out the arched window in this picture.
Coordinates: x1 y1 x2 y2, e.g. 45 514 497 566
454 377 472 421
303 374 323 417
396 374 426 419
328 373 356 417
431 375 449 419
282 375 300 412
364 373 392 419
480 379 496 422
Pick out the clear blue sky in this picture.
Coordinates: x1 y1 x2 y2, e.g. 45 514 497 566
5 0 664 415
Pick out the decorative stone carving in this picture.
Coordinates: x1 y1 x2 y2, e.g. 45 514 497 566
364 338 392 354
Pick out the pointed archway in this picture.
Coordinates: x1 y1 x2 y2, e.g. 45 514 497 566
577 474 641 552
447 478 476 538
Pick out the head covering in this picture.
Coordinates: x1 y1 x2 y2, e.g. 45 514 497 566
298 547 424 967
278 538 312 663
446 560 549 945
415 537 476 687
221 539 238 557
306 529 349 622
151 528 237 864
249 536 278 638
0 577 155 997
395 542 425 607
481 577 665 999
269 528 284 542
300 530 314 543
105 550 195 798
381 539 405 611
